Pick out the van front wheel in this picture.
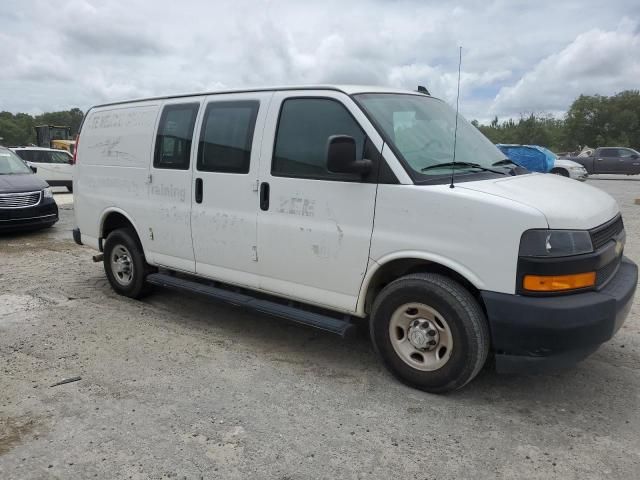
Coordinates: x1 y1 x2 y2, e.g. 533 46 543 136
370 273 489 393
103 228 153 299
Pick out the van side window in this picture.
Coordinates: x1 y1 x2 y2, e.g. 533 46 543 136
197 101 259 174
154 103 200 170
272 98 365 180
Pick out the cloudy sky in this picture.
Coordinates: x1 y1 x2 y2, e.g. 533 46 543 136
1 0 638 122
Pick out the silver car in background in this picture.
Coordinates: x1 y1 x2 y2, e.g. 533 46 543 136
551 158 588 181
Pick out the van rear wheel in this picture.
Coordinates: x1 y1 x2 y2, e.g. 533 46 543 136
103 228 153 299
370 273 489 393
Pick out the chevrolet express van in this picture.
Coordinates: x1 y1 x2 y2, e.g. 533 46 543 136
72 86 637 393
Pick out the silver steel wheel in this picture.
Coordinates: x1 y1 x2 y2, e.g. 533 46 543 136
110 244 134 286
389 302 454 371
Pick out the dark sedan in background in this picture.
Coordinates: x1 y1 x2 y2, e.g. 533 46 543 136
0 146 58 232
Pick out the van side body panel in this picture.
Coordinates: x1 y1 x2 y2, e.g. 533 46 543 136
75 102 161 260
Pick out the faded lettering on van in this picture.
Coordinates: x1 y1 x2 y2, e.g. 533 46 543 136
149 183 186 203
88 137 136 162
84 174 143 196
85 109 157 131
278 197 315 217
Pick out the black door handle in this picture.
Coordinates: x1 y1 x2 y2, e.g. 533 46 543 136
195 178 203 204
260 182 270 211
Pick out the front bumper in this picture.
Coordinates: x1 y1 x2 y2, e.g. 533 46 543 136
0 198 58 232
569 169 588 181
481 257 637 373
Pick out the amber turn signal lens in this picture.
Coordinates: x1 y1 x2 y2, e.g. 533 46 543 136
523 272 596 292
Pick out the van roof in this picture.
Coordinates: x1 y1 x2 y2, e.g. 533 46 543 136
91 85 427 108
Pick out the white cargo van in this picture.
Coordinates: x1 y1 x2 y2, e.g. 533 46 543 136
73 86 637 393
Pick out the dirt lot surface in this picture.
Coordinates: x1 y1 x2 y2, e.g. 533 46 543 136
1 180 639 479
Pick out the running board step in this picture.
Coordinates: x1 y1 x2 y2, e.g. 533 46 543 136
146 273 356 338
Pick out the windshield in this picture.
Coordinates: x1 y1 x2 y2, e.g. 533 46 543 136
0 148 32 175
355 94 507 178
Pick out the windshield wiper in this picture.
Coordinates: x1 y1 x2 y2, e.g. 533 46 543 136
492 159 519 167
421 161 507 175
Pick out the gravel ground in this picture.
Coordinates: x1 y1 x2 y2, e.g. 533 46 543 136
1 180 639 480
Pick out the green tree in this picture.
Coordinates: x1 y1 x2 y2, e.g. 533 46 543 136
0 108 85 146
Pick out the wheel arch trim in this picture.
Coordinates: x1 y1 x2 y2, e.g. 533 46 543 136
98 207 144 251
357 251 485 316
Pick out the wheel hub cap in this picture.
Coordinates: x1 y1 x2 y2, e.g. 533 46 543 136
110 245 134 286
408 319 440 350
388 303 454 371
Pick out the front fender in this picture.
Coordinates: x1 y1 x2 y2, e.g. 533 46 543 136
356 251 485 316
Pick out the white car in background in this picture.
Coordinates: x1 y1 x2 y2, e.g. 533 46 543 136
550 158 588 181
11 147 74 192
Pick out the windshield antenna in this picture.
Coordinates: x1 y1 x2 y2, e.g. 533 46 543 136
450 46 462 189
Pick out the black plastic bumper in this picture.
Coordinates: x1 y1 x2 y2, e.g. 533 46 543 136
482 257 637 373
0 199 58 232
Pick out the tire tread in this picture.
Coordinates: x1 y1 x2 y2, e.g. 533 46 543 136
370 273 490 393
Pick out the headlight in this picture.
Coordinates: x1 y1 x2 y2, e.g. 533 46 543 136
43 187 53 199
519 229 593 257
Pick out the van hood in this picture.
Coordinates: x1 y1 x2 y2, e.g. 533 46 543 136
458 173 619 229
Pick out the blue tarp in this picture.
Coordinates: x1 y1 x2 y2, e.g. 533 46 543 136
496 144 556 173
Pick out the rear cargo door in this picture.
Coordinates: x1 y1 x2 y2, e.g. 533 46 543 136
190 92 273 289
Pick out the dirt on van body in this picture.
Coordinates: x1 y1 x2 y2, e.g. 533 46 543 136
1 180 640 480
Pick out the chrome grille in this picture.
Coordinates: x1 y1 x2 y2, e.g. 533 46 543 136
0 191 42 209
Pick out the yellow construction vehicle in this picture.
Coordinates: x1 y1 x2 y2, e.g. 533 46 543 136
35 125 76 154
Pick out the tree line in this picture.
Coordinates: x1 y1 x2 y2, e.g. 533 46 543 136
0 108 84 146
472 90 640 153
0 90 638 153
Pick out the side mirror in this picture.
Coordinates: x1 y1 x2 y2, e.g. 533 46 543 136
30 165 37 173
631 153 639 160
326 135 372 176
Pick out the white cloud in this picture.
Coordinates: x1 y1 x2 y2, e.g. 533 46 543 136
0 0 638 121
490 19 640 118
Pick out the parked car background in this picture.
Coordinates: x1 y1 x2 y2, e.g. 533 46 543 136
496 144 555 173
496 144 587 181
0 146 58 232
561 147 640 175
11 146 74 191
549 158 588 181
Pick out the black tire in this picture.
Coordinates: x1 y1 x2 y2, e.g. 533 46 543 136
370 273 489 393
103 228 153 298
551 168 569 177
